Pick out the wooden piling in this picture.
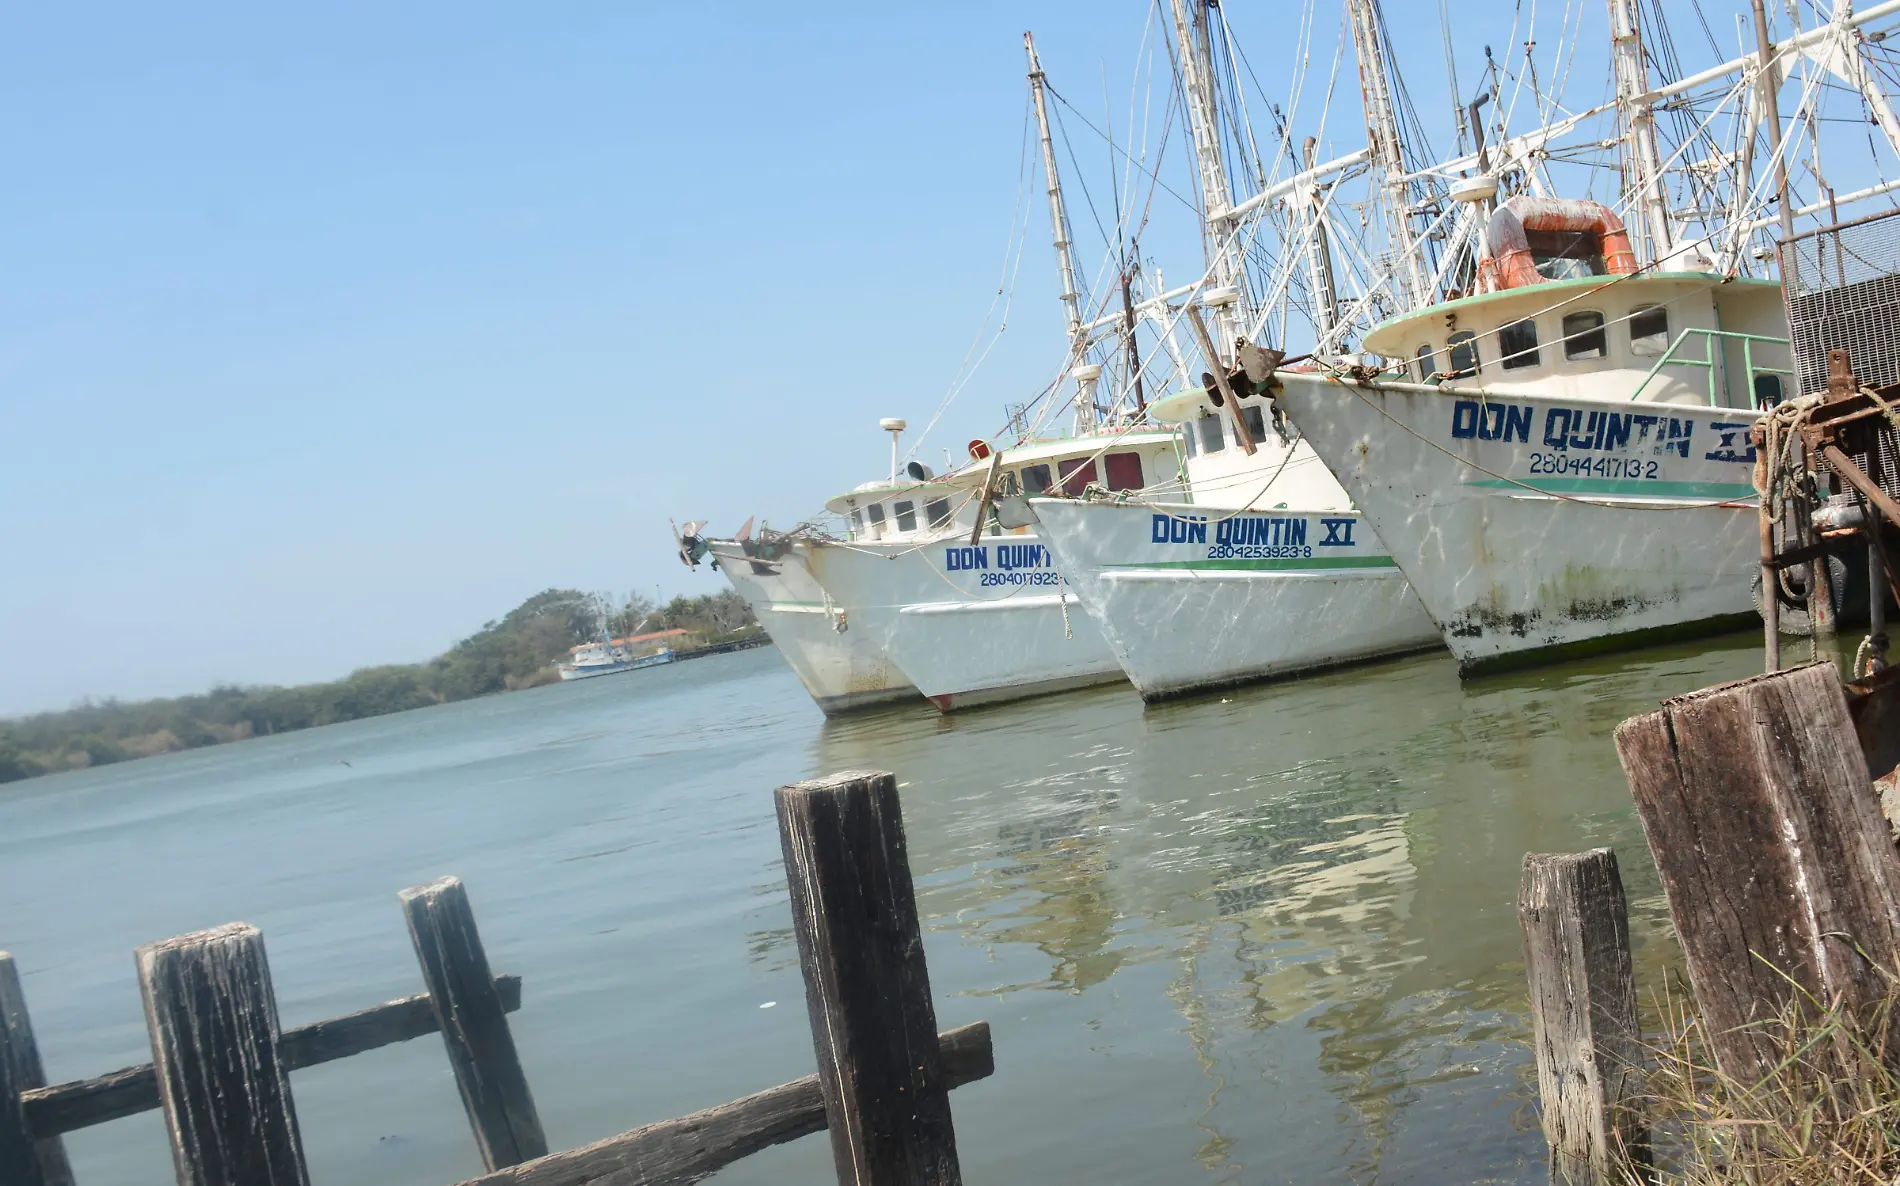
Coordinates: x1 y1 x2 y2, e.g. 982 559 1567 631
1 953 73 1186
1518 851 1646 1185
401 877 548 1171
776 770 963 1186
1615 662 1900 1081
135 923 309 1186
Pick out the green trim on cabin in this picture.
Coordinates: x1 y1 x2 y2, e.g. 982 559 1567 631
1365 271 1777 341
1106 555 1400 572
1461 476 1757 500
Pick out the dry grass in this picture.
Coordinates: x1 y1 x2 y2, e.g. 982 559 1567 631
1633 970 1900 1184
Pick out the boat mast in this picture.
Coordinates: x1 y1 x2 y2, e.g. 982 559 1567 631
1606 0 1677 263
1346 0 1429 311
1025 32 1100 430
1167 0 1250 359
1752 0 1796 244
1302 137 1341 341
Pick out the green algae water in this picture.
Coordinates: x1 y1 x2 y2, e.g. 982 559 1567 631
0 636 1770 1184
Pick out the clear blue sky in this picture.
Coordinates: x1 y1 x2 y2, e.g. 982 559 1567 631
0 1 1561 714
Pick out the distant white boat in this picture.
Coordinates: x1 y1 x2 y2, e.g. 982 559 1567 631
557 631 685 681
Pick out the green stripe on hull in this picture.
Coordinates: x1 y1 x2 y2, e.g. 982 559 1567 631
1462 477 1756 500
1106 556 1400 572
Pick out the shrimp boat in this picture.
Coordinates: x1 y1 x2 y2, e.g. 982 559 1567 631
1257 0 1900 673
557 640 677 680
1030 3 1439 698
1033 390 1440 699
805 424 1180 710
1050 0 1900 675
1273 214 1783 671
680 515 919 714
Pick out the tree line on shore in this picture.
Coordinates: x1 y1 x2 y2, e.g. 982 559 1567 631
0 588 760 784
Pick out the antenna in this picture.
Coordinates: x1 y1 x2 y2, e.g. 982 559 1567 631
879 418 907 482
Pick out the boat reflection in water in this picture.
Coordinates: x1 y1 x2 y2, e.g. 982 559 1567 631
771 635 1759 1181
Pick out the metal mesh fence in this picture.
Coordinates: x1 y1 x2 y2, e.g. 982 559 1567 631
1779 207 1900 398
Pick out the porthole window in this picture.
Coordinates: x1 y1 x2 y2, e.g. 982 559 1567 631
925 498 952 529
1562 311 1607 360
1500 319 1540 370
1447 331 1480 378
1629 305 1670 356
866 503 886 537
894 501 917 532
1415 344 1437 383
1197 413 1225 454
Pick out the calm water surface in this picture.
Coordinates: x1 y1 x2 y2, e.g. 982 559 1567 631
0 637 1770 1184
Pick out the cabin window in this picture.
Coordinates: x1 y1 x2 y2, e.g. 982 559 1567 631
1104 452 1143 490
1021 464 1053 494
1500 319 1540 370
1058 458 1098 496
894 501 917 532
995 470 1021 497
865 503 886 537
925 498 952 529
1447 331 1480 377
848 509 862 539
1242 405 1267 442
1197 413 1226 453
1415 344 1437 382
1629 305 1670 356
1754 373 1785 409
1562 311 1607 360
1181 423 1198 459
1527 229 1606 280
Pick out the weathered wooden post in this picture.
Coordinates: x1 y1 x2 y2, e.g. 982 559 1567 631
1519 851 1646 1184
776 770 963 1186
1 953 74 1186
1616 662 1900 1081
401 877 548 1171
135 923 309 1186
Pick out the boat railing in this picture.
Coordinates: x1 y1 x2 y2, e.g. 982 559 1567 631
1625 327 1794 408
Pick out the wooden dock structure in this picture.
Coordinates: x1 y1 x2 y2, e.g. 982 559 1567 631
0 770 988 1186
1518 660 1900 1182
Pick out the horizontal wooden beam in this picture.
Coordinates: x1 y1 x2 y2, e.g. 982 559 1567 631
451 1021 994 1186
22 974 521 1138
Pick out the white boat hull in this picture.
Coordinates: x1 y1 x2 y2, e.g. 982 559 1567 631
707 540 918 713
558 652 674 680
1274 373 1762 672
1032 498 1442 699
805 534 1125 711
